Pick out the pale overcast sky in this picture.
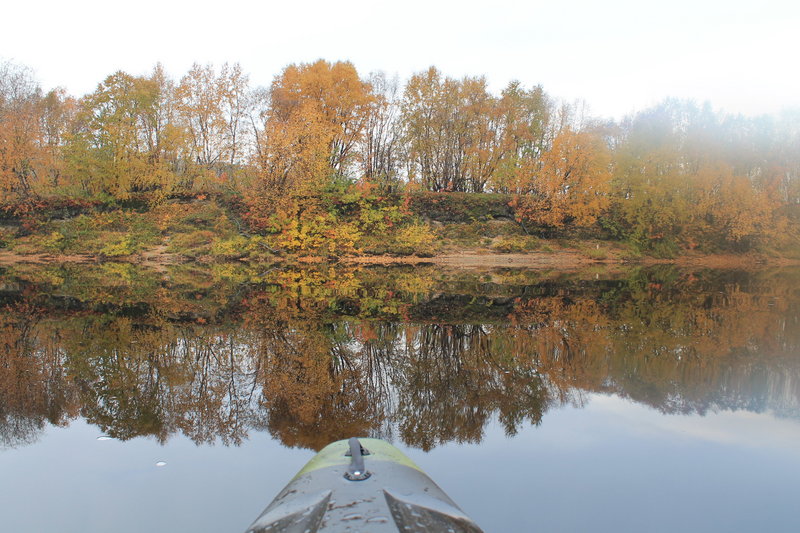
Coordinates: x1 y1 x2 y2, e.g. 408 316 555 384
2 0 798 119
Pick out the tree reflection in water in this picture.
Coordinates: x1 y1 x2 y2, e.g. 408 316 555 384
0 264 798 450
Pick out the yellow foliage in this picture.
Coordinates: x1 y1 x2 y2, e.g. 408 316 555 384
490 235 539 253
694 162 785 245
252 59 374 203
514 129 612 229
391 224 439 256
272 214 361 256
99 235 136 257
41 231 65 252
210 235 250 259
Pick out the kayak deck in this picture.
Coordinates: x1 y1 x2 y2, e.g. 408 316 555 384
245 438 484 533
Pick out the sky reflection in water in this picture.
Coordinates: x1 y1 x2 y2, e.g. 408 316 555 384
1 397 799 532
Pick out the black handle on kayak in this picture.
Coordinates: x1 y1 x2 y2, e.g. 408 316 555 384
344 437 371 481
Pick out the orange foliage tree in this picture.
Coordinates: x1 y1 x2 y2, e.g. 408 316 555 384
262 59 373 181
513 128 612 231
245 60 375 248
0 61 75 200
490 81 553 192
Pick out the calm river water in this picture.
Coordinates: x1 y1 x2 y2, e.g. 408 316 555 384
0 263 799 532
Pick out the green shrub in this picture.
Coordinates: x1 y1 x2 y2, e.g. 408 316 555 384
100 235 136 257
0 227 14 249
490 235 539 253
41 231 66 252
584 246 609 260
649 239 679 259
211 235 250 259
389 224 440 256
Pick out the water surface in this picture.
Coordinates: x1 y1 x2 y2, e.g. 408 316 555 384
0 264 798 532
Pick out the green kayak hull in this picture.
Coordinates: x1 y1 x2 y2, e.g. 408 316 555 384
245 438 484 533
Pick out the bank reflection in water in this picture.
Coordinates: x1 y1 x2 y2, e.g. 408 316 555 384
1 265 798 451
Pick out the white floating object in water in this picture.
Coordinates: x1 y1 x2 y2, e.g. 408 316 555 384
96 436 113 441
155 461 167 467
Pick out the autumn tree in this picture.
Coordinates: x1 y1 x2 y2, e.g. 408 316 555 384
0 62 76 199
401 69 544 193
603 101 700 250
461 76 506 192
358 71 402 190
607 100 790 251
36 87 77 192
263 60 373 180
491 81 553 192
65 67 186 199
138 64 186 179
245 60 376 236
0 61 41 198
176 62 250 172
251 93 332 200
401 67 470 191
513 128 612 231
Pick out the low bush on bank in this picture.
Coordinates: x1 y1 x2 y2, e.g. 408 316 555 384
2 189 796 262
490 235 541 253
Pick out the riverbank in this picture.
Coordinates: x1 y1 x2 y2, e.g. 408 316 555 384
1 245 797 271
1 193 798 270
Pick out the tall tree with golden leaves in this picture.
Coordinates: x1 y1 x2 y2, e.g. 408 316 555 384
513 128 612 231
65 69 184 199
491 81 553 192
267 60 374 179
247 60 374 230
401 67 468 192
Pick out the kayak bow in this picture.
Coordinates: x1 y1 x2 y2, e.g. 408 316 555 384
245 437 484 533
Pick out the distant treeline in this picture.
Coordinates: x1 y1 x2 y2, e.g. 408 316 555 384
1 58 799 251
